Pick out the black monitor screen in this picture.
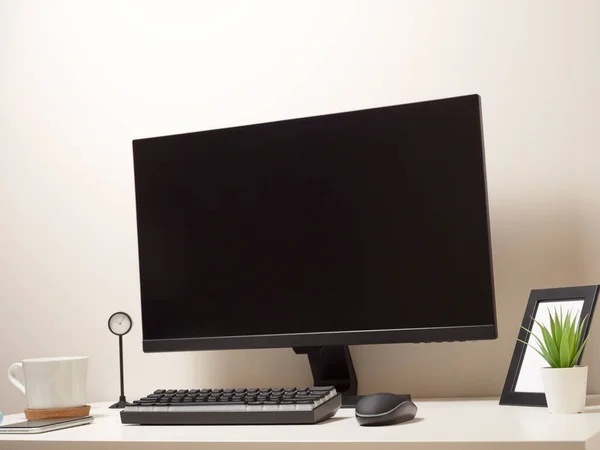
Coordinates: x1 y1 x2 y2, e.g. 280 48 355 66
134 94 496 349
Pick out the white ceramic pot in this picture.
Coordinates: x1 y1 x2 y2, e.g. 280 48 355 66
541 366 587 414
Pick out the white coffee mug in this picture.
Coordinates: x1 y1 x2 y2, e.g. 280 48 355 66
8 356 88 409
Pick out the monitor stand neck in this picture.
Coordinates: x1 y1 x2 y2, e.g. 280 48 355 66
293 345 359 408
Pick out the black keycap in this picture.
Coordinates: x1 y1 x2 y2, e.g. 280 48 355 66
271 391 284 397
177 389 188 394
234 388 246 394
141 402 157 406
154 390 166 395
284 388 296 393
271 388 284 393
140 397 157 403
259 388 271 393
183 398 194 403
311 386 332 391
148 393 163 399
247 401 264 405
189 389 199 395
296 400 312 404
200 389 211 394
212 389 223 393
166 389 177 395
223 389 235 394
296 387 309 392
171 398 182 403
280 401 294 405
247 388 259 393
264 401 279 405
193 398 205 403
159 398 171 402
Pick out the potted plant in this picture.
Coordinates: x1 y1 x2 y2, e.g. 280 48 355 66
520 309 589 414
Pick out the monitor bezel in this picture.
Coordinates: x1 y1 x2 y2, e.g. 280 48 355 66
142 324 497 352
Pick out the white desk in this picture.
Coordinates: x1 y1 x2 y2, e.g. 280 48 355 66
2 398 600 449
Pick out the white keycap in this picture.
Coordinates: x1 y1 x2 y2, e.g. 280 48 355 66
262 404 279 412
296 404 313 411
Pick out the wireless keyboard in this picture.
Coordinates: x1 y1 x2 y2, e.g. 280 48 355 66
121 386 341 425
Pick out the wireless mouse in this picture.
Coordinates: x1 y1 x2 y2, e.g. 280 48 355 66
355 393 417 426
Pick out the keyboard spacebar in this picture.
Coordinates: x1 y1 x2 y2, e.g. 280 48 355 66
127 403 314 412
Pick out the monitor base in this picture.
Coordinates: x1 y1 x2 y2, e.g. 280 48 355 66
293 345 358 399
293 346 411 409
341 395 362 408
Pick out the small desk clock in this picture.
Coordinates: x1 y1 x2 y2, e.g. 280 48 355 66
108 312 134 409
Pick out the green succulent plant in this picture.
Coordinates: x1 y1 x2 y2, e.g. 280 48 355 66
519 308 589 369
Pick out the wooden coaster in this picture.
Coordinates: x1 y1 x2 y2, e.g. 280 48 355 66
24 405 91 420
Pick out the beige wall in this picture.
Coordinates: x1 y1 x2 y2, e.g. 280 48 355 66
1 0 599 414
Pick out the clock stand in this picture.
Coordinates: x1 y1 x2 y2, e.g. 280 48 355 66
108 311 135 409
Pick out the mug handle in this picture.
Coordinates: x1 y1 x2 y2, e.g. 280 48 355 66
8 362 26 395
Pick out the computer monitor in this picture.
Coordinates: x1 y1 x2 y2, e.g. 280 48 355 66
132 94 497 405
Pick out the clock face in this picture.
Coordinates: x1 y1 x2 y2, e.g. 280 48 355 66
108 312 133 336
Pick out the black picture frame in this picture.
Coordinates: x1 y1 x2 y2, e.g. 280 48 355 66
500 285 599 407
